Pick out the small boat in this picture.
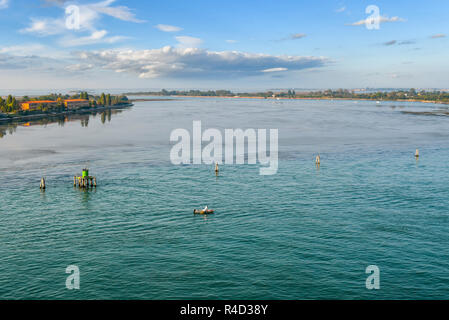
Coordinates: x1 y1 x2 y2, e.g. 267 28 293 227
193 209 215 215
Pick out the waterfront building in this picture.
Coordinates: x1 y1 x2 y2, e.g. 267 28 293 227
21 100 59 111
64 99 90 110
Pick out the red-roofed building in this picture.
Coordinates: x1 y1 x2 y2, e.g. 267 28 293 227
64 99 90 110
21 100 59 111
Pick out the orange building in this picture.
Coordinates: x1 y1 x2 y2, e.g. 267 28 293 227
21 100 59 111
64 99 90 110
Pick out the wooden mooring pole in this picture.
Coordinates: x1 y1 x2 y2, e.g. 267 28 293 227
40 177 46 190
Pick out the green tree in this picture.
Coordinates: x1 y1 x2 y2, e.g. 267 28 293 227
99 93 106 105
0 97 6 113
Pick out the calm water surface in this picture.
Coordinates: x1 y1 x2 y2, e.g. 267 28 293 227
1 97 448 299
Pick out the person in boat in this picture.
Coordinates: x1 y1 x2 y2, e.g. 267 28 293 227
203 205 208 212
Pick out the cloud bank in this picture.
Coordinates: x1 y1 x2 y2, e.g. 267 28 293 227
71 46 328 79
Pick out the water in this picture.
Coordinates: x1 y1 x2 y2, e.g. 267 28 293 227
1 98 448 299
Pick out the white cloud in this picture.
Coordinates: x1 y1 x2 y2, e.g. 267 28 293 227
347 16 406 26
291 33 307 40
262 67 288 73
0 43 70 60
43 0 69 5
22 18 66 36
155 24 182 32
60 30 128 47
65 63 95 72
226 40 237 43
0 52 64 71
21 0 143 46
92 0 145 23
383 40 397 46
175 36 203 48
73 46 328 79
431 33 446 39
277 33 307 41
0 44 47 56
0 0 9 9
336 6 346 13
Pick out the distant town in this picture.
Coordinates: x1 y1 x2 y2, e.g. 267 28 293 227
125 88 449 104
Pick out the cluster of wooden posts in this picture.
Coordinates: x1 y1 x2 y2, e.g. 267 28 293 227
40 149 421 190
74 176 97 188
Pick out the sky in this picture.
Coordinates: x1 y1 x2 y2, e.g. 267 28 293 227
0 0 448 91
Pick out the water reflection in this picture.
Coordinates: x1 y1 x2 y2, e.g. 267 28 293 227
0 108 123 139
76 185 97 209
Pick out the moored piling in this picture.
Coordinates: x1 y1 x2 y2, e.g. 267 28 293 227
74 175 97 188
74 168 97 189
40 177 46 190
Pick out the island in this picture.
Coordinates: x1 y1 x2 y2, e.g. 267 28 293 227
0 92 132 123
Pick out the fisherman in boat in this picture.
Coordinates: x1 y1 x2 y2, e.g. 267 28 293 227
203 205 208 212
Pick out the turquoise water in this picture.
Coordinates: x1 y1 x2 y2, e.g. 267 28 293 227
1 98 449 299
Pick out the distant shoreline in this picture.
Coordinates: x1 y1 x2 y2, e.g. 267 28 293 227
128 98 175 102
129 94 449 105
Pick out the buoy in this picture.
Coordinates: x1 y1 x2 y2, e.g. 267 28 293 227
415 149 419 158
215 162 219 173
40 177 46 190
194 209 215 215
315 155 321 165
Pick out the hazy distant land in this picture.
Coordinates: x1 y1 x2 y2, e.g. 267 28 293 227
124 89 449 105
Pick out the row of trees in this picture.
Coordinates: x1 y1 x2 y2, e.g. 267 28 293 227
0 95 20 113
79 92 89 100
160 89 234 97
126 89 235 97
97 93 129 106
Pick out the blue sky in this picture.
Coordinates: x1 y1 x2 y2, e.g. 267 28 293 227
0 0 448 91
